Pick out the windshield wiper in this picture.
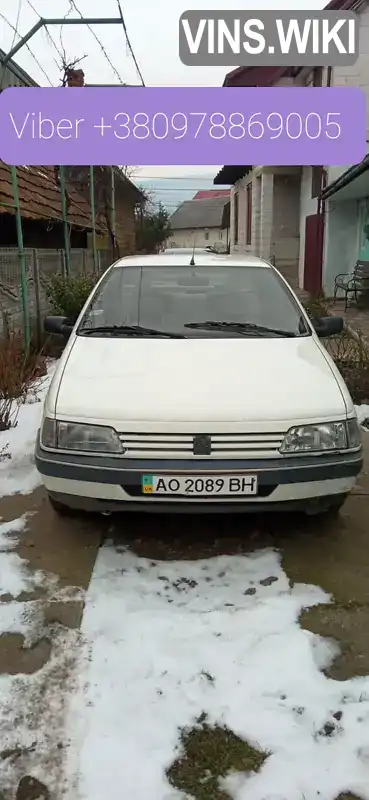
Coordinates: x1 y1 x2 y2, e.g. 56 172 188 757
184 320 297 337
78 325 185 338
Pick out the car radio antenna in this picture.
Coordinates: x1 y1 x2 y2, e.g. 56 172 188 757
190 236 196 266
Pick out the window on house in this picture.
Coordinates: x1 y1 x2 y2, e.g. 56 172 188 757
234 192 239 245
311 166 323 198
204 231 209 240
246 183 252 245
219 231 223 240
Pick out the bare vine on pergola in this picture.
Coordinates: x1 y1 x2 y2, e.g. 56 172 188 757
54 55 142 258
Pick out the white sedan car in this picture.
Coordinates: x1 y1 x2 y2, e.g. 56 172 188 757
36 252 362 516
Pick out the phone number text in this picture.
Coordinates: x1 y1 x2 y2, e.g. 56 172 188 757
92 111 342 141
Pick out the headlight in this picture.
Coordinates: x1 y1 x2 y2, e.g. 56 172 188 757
40 418 123 453
280 419 361 454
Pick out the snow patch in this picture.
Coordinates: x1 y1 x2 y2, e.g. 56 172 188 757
356 403 369 427
0 514 44 598
0 360 57 497
0 511 85 794
64 544 369 800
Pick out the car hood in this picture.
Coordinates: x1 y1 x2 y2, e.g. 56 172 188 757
51 335 348 426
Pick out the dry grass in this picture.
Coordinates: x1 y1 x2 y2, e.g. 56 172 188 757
335 795 364 800
0 331 46 431
303 295 369 403
324 329 369 403
167 715 268 800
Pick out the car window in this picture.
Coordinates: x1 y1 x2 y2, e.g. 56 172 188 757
78 264 310 337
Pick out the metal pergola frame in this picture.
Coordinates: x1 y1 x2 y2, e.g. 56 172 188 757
0 17 124 348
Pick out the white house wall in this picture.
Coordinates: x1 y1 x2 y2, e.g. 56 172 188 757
330 1 369 137
230 170 274 260
271 175 300 276
168 227 225 248
318 2 369 292
230 175 251 252
282 0 369 291
226 0 369 290
323 198 360 296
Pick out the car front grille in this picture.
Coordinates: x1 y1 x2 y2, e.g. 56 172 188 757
117 432 285 459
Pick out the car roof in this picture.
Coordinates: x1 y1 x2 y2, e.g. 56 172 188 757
112 252 271 269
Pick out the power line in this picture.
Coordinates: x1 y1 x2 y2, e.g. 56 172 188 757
25 0 66 63
0 0 22 90
116 0 145 86
9 0 23 54
0 10 53 86
67 0 126 84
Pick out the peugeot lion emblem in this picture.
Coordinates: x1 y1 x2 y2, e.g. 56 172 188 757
193 435 212 455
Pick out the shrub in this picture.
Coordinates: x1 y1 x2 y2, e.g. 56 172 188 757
325 328 369 403
0 331 46 431
302 294 369 403
45 273 97 322
303 293 329 320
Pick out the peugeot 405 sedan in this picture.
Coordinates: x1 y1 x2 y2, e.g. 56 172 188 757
35 251 363 517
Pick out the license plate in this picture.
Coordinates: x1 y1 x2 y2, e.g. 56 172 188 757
141 474 258 496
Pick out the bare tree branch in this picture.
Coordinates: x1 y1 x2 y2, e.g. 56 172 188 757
58 53 87 87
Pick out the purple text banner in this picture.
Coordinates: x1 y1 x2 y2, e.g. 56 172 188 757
0 86 365 166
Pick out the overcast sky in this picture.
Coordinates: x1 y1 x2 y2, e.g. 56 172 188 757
1 0 328 179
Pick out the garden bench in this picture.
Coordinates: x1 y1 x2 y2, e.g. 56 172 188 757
333 260 369 311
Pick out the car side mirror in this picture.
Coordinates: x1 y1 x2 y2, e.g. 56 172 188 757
44 315 74 338
312 315 343 337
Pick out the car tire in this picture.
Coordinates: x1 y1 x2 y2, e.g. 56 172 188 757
48 495 78 517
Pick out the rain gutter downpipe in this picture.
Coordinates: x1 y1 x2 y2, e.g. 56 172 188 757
314 67 332 294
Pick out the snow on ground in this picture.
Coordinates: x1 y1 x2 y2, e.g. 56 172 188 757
356 403 369 426
0 360 57 497
65 544 369 800
0 514 45 599
0 514 84 795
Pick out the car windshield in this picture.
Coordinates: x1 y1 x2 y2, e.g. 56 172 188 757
77 264 310 338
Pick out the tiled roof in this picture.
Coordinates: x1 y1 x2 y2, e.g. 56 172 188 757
0 162 105 231
223 66 290 87
193 189 231 200
222 0 359 88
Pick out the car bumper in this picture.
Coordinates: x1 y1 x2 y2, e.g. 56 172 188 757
35 433 363 514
